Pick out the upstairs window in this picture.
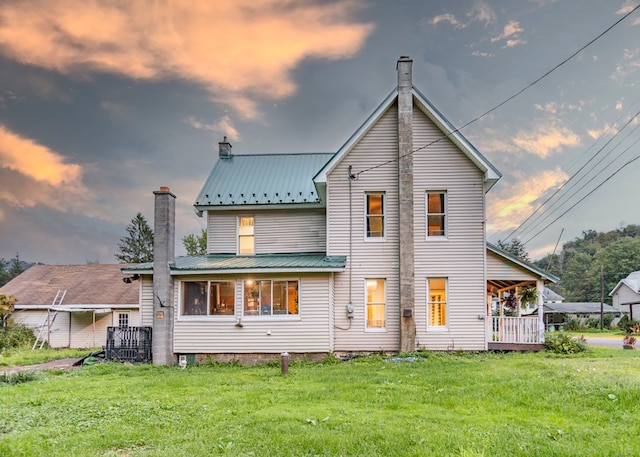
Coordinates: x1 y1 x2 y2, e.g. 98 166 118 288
427 278 447 328
427 192 447 237
238 216 255 254
366 278 386 329
366 193 385 239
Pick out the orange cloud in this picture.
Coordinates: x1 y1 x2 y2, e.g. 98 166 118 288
513 123 580 158
0 0 373 119
187 115 240 142
486 168 569 233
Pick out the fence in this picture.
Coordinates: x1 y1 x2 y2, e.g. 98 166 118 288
492 316 541 344
105 326 152 363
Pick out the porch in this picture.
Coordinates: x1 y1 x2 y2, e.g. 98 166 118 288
488 316 544 351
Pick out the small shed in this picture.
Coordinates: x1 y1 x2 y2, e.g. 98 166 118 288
0 264 139 348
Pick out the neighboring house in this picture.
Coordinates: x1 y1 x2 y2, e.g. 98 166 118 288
609 271 640 320
535 302 622 329
124 57 558 365
0 264 139 348
543 287 564 303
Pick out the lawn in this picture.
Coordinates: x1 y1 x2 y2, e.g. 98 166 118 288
1 349 639 457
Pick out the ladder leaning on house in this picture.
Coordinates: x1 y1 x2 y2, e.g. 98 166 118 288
32 289 67 350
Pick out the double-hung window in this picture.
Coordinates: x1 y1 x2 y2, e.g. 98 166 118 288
181 281 235 316
238 216 255 254
365 193 385 239
243 279 299 316
366 278 386 329
427 278 447 328
426 192 447 237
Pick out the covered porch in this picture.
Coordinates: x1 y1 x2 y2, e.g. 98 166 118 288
486 243 559 351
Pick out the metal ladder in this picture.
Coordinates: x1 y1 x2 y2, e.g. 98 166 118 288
32 290 66 350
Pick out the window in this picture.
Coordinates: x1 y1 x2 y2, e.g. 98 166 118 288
182 281 235 316
366 279 386 328
238 216 254 254
426 192 446 237
366 193 385 238
117 312 130 327
243 279 299 316
427 278 447 328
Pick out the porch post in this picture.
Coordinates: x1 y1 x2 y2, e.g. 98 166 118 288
537 280 544 342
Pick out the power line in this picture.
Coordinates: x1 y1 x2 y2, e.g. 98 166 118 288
355 2 640 177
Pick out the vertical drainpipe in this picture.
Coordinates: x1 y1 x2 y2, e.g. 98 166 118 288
397 56 416 352
153 186 176 366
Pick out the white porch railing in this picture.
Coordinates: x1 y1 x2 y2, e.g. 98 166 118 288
492 316 541 344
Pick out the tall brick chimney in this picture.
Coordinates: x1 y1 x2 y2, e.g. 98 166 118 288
397 56 416 352
152 186 176 366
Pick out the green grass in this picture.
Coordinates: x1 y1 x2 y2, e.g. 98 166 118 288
1 349 639 456
0 347 98 367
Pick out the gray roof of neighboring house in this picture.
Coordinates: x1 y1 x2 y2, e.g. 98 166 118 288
0 264 139 307
540 302 621 314
194 153 333 210
123 254 347 275
543 287 564 302
609 270 640 296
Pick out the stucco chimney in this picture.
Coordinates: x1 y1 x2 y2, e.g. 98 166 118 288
219 136 232 159
152 186 176 366
397 56 416 352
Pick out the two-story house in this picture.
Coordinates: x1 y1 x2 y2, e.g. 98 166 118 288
124 57 557 365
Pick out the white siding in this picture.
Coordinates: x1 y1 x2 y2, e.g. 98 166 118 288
208 209 326 254
413 106 487 351
173 274 332 353
12 310 69 348
486 251 538 282
328 103 400 351
140 276 154 326
612 283 640 314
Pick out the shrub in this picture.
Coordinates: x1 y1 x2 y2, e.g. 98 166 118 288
544 333 588 354
618 316 640 334
563 316 583 331
0 324 36 351
0 370 38 385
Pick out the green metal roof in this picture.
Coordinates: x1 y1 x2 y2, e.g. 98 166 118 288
122 253 347 275
195 153 333 209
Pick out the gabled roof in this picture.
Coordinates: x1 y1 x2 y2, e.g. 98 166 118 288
314 88 501 190
0 264 139 307
194 153 333 211
543 287 564 302
609 271 640 296
487 242 560 284
122 253 347 275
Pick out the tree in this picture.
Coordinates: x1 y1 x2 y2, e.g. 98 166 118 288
182 229 207 256
115 213 154 263
496 238 530 261
0 294 17 329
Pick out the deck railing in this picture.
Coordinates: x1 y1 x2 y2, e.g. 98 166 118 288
492 316 541 344
105 326 152 362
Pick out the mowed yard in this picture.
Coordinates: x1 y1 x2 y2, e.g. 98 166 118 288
1 349 639 457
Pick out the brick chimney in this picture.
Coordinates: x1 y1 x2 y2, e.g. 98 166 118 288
397 56 416 352
219 136 232 159
152 186 176 366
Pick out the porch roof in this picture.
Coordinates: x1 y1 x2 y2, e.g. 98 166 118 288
123 253 347 275
486 242 559 291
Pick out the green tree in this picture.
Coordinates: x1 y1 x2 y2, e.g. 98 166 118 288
115 213 154 263
562 252 597 302
0 294 17 329
496 238 530 261
182 229 207 256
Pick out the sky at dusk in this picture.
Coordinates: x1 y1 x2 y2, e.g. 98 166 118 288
0 0 639 264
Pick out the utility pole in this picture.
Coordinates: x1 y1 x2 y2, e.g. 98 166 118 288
600 265 604 330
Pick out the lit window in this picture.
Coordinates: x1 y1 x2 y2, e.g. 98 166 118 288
182 281 235 316
427 278 447 328
239 216 254 254
366 193 385 238
118 312 130 327
244 279 299 316
366 279 386 328
427 192 446 237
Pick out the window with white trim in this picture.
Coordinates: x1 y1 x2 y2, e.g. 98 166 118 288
181 281 235 316
117 312 130 327
426 192 447 237
238 216 255 254
366 278 386 328
365 193 385 238
427 278 447 328
243 279 299 316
